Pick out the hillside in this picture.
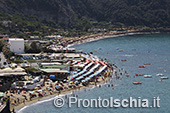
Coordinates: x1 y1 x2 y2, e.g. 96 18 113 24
0 0 170 37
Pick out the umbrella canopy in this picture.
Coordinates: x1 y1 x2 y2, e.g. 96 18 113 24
85 77 90 81
14 67 25 72
81 80 86 82
34 87 39 90
50 75 55 80
22 90 26 93
75 81 79 83
2 67 14 73
29 91 34 94
36 84 41 87
70 81 73 84
0 92 4 97
23 86 27 88
55 85 60 88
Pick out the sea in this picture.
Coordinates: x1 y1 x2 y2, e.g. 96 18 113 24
17 33 170 113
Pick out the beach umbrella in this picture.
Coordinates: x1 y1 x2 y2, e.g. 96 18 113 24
14 67 25 72
29 91 34 94
23 86 27 89
85 77 90 81
0 92 4 97
81 80 86 82
50 75 55 80
75 81 79 84
22 90 26 93
36 84 41 87
55 85 60 88
63 79 67 82
34 87 39 90
37 90 42 92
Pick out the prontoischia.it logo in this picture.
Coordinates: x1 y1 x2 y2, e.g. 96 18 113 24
54 96 160 108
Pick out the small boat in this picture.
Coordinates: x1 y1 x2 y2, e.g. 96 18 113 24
121 59 127 61
126 74 130 77
144 63 151 65
119 49 124 52
135 74 144 76
139 74 144 76
133 82 142 85
132 49 136 51
139 66 145 68
144 75 152 78
160 77 168 79
156 73 164 76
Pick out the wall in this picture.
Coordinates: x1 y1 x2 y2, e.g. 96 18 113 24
9 39 24 54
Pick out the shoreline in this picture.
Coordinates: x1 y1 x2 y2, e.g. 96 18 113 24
13 30 163 112
15 75 113 112
67 31 161 47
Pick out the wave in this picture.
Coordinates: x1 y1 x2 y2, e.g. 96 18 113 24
16 93 70 113
16 81 111 113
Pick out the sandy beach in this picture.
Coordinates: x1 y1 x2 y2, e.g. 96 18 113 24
66 30 160 47
14 75 113 112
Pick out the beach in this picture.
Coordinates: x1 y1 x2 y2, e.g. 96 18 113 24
66 30 161 47
6 31 169 113
14 74 113 112
13 33 170 113
12 30 146 112
14 30 158 112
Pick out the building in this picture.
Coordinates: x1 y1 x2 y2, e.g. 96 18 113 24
39 63 70 80
30 36 40 40
8 38 24 54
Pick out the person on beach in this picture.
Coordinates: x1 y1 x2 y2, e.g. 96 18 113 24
23 99 25 104
17 98 19 104
12 108 16 113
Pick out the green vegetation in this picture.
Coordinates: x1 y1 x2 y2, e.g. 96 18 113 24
25 41 55 53
25 68 39 73
27 59 37 63
0 0 170 37
11 59 23 64
0 40 5 51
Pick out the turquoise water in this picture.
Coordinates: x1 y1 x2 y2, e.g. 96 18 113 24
18 33 170 113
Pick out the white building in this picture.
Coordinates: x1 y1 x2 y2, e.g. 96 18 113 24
9 38 25 54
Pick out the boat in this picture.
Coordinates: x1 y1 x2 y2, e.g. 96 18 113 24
139 74 144 76
139 66 145 68
119 49 124 52
156 73 164 76
144 63 151 65
133 82 142 85
126 74 130 77
160 77 168 79
144 75 152 78
135 74 144 76
121 59 127 61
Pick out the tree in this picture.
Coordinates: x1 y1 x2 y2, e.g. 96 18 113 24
0 40 5 51
26 41 41 53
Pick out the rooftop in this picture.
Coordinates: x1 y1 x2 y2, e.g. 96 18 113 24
8 38 24 41
40 68 69 73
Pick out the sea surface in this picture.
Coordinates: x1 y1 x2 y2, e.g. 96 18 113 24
18 33 170 113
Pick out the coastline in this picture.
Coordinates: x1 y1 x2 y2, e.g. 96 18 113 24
67 30 161 47
15 77 112 112
14 30 164 113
